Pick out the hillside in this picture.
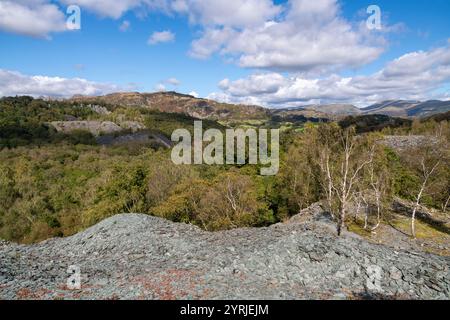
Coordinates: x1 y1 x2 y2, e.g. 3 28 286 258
283 100 450 118
362 100 450 117
69 92 269 121
425 111 450 122
1 211 449 300
339 114 412 133
0 96 226 149
296 104 362 116
270 107 334 120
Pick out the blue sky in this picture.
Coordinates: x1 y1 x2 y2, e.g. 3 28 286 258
341 0 450 72
0 0 449 107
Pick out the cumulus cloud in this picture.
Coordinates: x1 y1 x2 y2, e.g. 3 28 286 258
148 30 175 45
154 78 180 90
5 0 446 107
210 46 450 107
171 0 280 28
189 0 384 73
165 77 181 86
0 0 67 38
155 83 166 91
0 0 172 37
188 91 199 98
0 69 122 98
0 0 170 37
0 0 385 74
189 27 235 59
57 0 277 24
9 0 383 73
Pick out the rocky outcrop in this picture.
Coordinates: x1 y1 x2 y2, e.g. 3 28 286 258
1 213 448 300
119 121 146 133
50 121 123 136
381 135 438 151
96 131 172 148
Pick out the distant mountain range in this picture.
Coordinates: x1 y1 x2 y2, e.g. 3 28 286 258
360 100 450 117
68 92 450 120
280 100 450 118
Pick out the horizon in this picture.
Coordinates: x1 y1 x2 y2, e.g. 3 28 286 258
1 0 450 108
7 90 450 110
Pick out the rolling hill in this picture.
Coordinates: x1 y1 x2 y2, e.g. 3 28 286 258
70 91 269 121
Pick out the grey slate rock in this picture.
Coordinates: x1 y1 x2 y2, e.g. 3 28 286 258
0 214 449 300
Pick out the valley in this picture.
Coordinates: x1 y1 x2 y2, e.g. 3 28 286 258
0 93 449 300
2 0 450 304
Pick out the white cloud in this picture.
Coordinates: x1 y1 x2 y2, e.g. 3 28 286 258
0 0 67 38
189 27 235 59
0 0 172 36
165 77 180 86
18 0 383 73
218 73 286 96
0 0 386 75
57 0 277 25
119 20 131 32
0 69 122 98
148 30 175 45
155 78 179 91
155 83 166 92
210 46 450 107
171 0 280 28
57 0 279 25
188 91 199 98
189 0 384 73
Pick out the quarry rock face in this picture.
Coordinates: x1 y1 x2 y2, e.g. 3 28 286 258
50 121 123 136
381 135 438 151
0 214 449 300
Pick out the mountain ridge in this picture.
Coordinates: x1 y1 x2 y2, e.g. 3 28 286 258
67 92 450 119
361 99 450 117
298 104 362 116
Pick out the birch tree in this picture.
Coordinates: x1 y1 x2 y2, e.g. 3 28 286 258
402 145 442 238
366 144 391 231
317 125 373 236
411 157 440 238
